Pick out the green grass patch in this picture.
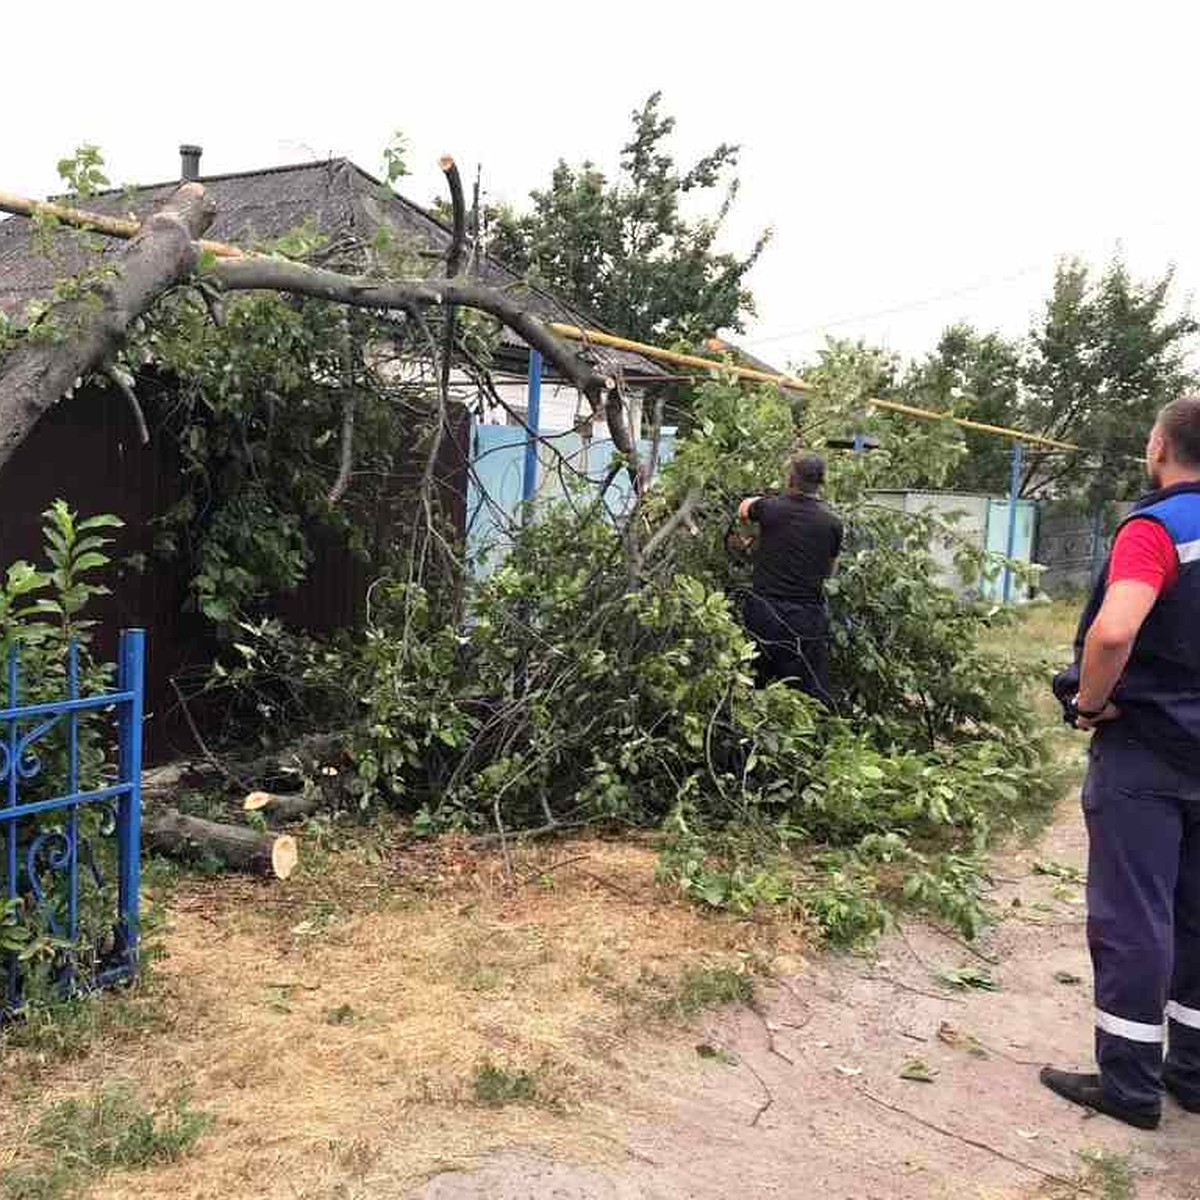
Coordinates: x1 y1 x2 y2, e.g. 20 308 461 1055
1 992 163 1064
661 965 755 1018
0 1166 77 1200
1073 1149 1134 1200
472 1060 539 1106
1 1085 210 1200
32 1085 210 1170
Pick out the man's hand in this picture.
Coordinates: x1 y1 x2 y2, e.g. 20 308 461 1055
1076 701 1122 731
738 496 761 522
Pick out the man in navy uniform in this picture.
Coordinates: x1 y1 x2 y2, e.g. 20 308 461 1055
1043 395 1200 1129
737 452 843 703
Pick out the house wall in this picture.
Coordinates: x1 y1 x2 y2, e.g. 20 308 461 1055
466 422 677 578
472 376 611 437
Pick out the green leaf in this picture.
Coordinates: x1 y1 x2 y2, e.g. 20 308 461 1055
73 535 115 557
899 1058 938 1083
5 563 49 595
70 552 111 575
76 513 125 532
936 966 999 992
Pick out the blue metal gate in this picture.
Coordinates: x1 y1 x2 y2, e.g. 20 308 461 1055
1 629 145 1016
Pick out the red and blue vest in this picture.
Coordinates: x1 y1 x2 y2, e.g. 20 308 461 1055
1063 481 1200 775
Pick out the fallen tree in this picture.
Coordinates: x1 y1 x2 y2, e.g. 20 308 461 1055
138 763 305 875
242 789 323 825
0 184 216 470
0 183 637 477
143 806 298 879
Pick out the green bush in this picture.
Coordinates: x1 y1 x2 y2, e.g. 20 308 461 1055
473 1061 539 1106
0 503 125 1001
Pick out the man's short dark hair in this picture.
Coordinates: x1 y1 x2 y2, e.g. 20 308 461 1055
789 452 826 494
1158 395 1200 468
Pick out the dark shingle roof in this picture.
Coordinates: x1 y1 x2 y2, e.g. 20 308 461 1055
0 158 664 378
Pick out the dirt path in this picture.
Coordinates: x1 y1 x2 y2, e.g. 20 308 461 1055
409 805 1200 1200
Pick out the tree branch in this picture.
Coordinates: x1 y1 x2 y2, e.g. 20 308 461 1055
438 155 466 402
327 394 356 505
440 156 467 279
0 183 215 473
0 184 643 477
210 262 606 395
641 487 701 562
327 318 356 505
210 256 631 456
857 1089 1072 1186
103 363 148 445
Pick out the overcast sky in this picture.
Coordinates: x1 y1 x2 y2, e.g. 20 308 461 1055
5 0 1198 370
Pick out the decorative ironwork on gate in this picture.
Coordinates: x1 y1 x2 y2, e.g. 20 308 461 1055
1 629 144 1017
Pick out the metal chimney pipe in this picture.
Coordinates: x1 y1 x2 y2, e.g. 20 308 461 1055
179 144 203 182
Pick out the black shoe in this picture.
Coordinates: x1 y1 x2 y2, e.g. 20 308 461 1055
1039 1067 1161 1130
1163 1067 1200 1113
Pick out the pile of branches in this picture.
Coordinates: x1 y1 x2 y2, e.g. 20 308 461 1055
212 376 1058 943
0 179 1058 943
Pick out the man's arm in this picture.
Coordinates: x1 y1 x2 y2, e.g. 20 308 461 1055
1075 517 1175 728
1076 581 1159 726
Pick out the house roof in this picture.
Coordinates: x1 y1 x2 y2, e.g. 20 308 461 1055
0 157 666 380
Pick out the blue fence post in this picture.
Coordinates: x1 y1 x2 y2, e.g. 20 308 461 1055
4 647 17 1005
66 640 80 949
115 629 145 969
852 432 866 453
521 350 543 522
1003 441 1025 603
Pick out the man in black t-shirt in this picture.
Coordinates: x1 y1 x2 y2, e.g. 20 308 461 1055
737 453 843 702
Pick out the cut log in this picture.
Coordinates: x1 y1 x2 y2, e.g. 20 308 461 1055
141 761 196 798
143 807 298 879
242 790 323 823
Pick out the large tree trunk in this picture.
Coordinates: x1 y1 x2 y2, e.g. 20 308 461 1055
143 806 298 879
0 184 215 472
0 181 638 481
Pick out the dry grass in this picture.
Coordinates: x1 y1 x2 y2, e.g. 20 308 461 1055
983 598 1083 759
0 833 807 1199
980 598 1078 671
1014 598 1079 662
